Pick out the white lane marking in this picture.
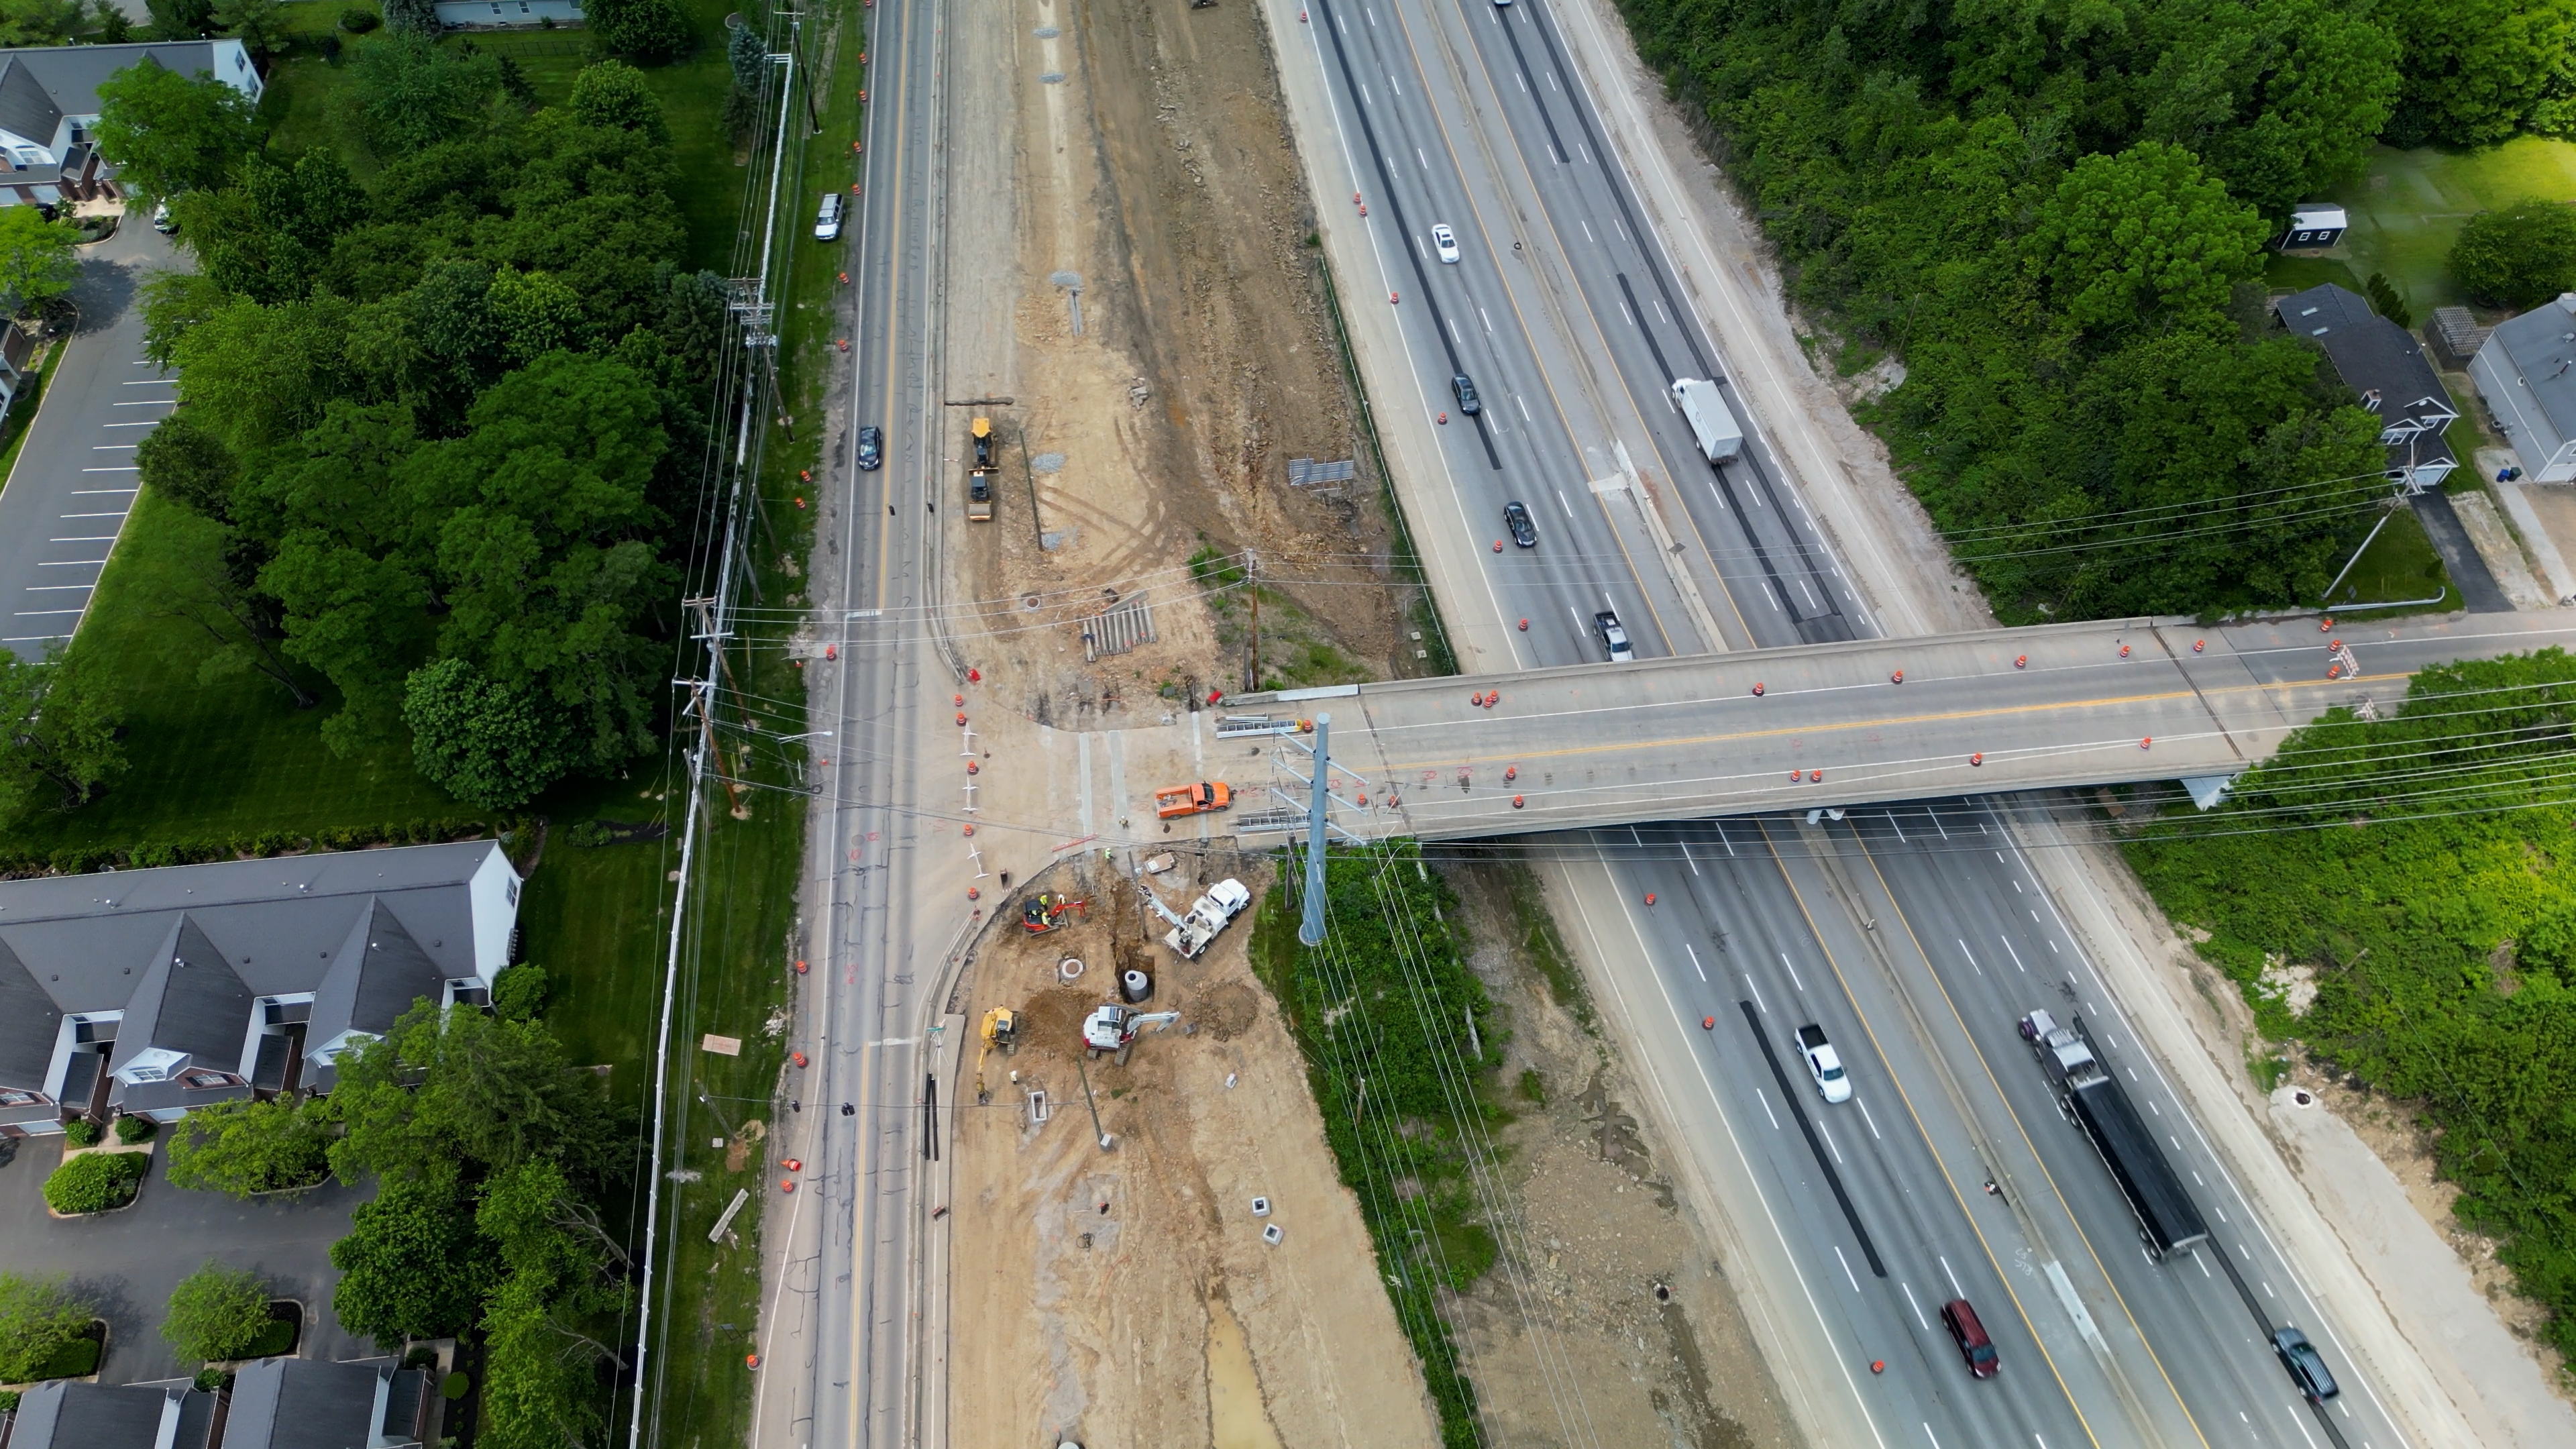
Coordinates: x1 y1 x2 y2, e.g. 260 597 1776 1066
120 380 174 386
47 537 117 543
1655 299 1671 325
12 609 83 616
91 444 136 450
1834 1245 1859 1293
1778 951 1803 991
1577 141 1591 164
1580 218 1593 243
1709 479 1726 510
38 559 108 566
1556 488 1574 518
1480 307 1493 333
1417 147 1428 168
1816 1120 1844 1165
1547 71 1559 91
1364 5 1373 22
23 584 91 591
1890 812 1906 845
1939 1254 1962 1297
1680 839 1698 875
1755 1087 1778 1130
1900 1281 1929 1330
1515 395 1532 422
1620 299 1635 325
1391 75 1402 97
81 467 140 474
1958 940 1980 977
111 400 173 407
1744 973 1767 1014
1684 943 1705 981
2001 937 2026 972
70 489 138 495
1515 71 1525 92
1855 1096 1882 1140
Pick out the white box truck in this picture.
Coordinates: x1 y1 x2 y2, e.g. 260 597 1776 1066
1672 378 1743 463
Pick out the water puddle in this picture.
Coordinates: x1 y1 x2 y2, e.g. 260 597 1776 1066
1206 1295 1284 1449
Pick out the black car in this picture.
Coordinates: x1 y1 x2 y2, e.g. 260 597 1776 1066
1503 500 1537 547
1452 374 1482 415
857 425 883 471
2271 1328 2338 1403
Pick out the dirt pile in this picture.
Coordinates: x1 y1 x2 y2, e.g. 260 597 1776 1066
946 860 1441 1448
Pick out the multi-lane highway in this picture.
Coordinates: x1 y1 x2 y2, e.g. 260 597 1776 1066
1299 0 1862 660
1277 0 2439 1442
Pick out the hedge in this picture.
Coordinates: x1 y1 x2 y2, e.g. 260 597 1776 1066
43 1151 148 1214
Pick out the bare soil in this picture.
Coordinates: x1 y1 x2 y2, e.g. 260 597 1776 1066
1439 859 1801 1449
944 858 1444 1448
947 0 1420 729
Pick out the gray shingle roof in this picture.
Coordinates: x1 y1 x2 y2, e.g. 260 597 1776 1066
221 1357 405 1449
0 841 501 1015
2275 283 2457 470
0 933 61 1091
0 41 237 121
111 915 256 1078
2485 294 2576 448
308 900 447 1052
5 1380 185 1448
0 57 62 150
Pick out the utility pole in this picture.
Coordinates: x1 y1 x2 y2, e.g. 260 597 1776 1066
1298 714 1330 947
1246 551 1260 692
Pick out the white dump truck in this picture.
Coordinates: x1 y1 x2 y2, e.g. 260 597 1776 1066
1671 378 1744 463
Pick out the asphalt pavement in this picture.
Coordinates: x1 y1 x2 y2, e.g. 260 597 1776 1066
0 219 174 663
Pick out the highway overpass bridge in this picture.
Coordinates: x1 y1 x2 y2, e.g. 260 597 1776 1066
1228 610 2576 842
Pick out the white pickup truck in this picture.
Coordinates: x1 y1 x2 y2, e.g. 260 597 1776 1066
1164 878 1252 959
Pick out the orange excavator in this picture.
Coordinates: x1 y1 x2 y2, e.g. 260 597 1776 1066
1022 892 1086 933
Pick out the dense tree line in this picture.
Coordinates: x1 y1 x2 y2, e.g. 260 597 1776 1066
1611 0 2531 618
114 47 732 807
2128 649 2576 1354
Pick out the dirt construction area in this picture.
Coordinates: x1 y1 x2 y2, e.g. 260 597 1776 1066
944 857 1442 1448
941 0 1429 729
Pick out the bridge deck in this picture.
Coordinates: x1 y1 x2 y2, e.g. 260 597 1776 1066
1233 611 2576 841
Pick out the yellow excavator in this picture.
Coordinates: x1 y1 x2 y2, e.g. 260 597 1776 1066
973 1006 1018 1104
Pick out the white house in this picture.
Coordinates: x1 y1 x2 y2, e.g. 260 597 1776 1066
2471 293 2576 483
0 40 262 208
434 0 585 28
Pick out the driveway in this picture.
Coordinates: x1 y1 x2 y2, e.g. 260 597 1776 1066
0 1139 372 1384
0 218 176 663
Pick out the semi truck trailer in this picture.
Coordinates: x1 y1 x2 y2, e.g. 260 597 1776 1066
1671 378 1744 463
2019 1008 2209 1258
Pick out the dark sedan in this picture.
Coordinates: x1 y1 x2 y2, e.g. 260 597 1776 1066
857 425 883 471
1503 500 1537 548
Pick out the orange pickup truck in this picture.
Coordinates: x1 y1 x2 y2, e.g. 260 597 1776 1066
1155 782 1231 819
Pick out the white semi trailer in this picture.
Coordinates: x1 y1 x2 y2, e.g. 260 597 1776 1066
1671 378 1743 463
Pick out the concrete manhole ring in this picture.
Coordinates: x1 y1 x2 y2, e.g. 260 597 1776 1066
1058 957 1085 981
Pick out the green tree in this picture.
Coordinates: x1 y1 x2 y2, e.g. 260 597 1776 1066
474 1160 628 1449
172 150 369 305
379 0 432 34
92 59 260 205
567 58 668 142
210 0 286 56
351 34 500 158
0 1275 92 1383
329 999 623 1189
2365 271 2414 329
484 267 583 364
136 411 239 523
164 1095 333 1197
727 18 765 92
0 205 80 314
144 0 212 34
491 963 549 1022
0 0 88 48
89 0 130 40
2137 0 2402 217
2379 0 2576 146
160 1261 272 1363
580 0 690 62
329 1177 488 1349
165 294 354 453
2025 142 2269 337
403 657 572 808
0 646 125 824
2449 200 2576 309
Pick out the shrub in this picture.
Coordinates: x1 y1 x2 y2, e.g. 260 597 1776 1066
164 1097 332 1199
440 1371 470 1400
492 963 548 1022
339 3 379 30
62 1118 100 1147
44 1150 146 1214
162 1261 273 1363
113 1114 157 1144
2449 200 2576 311
0 1389 16 1411
192 1367 227 1393
0 1275 93 1383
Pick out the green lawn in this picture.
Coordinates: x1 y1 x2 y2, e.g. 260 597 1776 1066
2325 501 2452 612
2306 138 2576 318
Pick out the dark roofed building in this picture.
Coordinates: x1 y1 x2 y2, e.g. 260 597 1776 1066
0 841 520 1136
0 42 262 209
219 1357 426 1449
2274 283 2459 490
2471 292 2576 484
3 1380 214 1449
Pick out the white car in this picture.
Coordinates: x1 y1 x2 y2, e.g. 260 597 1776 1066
1796 1023 1851 1103
1431 223 1460 264
814 191 846 241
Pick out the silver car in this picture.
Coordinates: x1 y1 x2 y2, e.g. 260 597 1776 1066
814 192 846 241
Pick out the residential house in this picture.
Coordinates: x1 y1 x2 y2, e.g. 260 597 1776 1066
433 0 584 27
2275 204 2347 250
0 40 262 209
0 1381 215 1449
219 1358 427 1449
2471 292 2576 482
2273 283 2459 490
0 841 522 1136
